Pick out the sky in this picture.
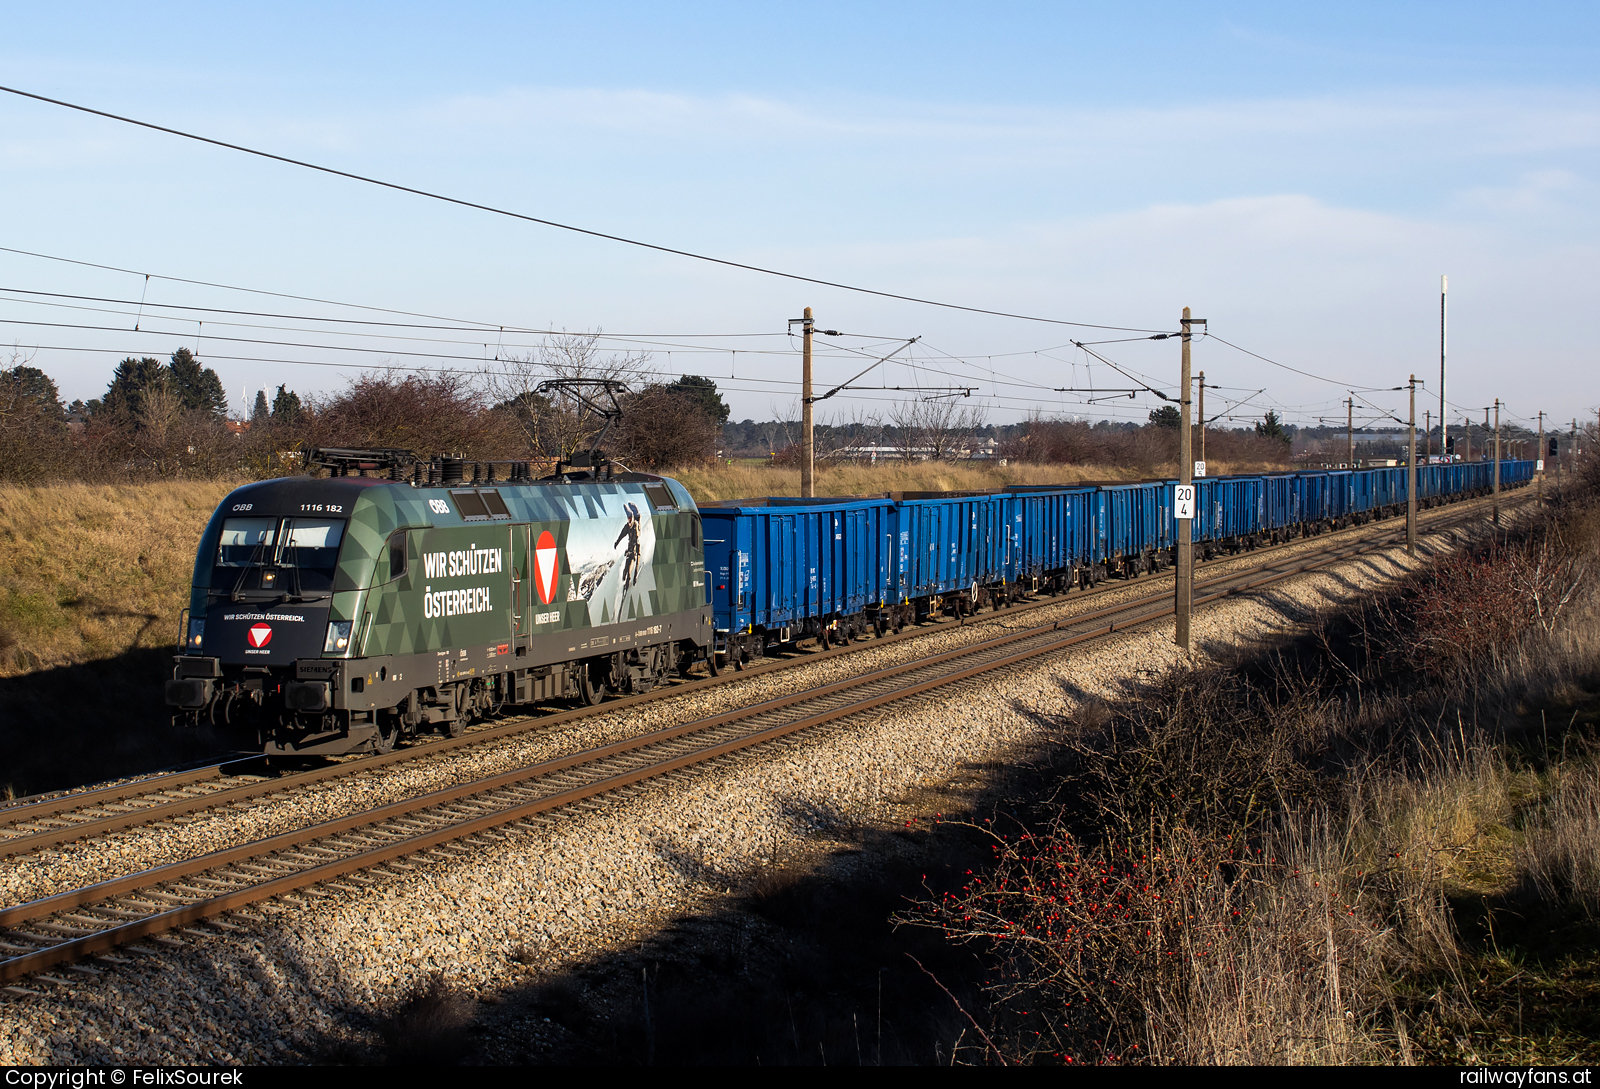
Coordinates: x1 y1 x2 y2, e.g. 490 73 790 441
2 2 1597 436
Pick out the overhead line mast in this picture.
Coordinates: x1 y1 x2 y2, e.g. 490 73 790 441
1175 308 1205 652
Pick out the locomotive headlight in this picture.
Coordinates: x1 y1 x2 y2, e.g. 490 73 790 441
186 618 205 652
323 621 353 653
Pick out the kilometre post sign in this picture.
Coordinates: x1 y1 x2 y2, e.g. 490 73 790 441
1174 484 1195 520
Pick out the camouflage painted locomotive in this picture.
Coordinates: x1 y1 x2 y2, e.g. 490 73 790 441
166 449 712 755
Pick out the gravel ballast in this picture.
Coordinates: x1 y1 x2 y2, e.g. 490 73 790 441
0 502 1516 1064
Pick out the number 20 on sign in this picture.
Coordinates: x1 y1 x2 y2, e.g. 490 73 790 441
1174 485 1196 520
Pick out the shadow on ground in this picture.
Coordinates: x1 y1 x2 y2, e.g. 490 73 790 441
0 644 237 798
324 749 1052 1066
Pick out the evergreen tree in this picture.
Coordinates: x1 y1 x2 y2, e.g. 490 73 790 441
666 375 730 425
166 348 228 419
251 389 270 423
0 365 63 417
1148 405 1180 429
1255 410 1289 444
101 357 167 418
271 384 302 423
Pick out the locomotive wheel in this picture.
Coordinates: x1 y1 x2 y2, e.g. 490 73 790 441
707 647 721 677
580 662 608 705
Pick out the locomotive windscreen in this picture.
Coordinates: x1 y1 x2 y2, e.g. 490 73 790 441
216 516 347 594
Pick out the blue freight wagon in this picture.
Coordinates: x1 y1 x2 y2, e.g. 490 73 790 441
1002 485 1104 593
1097 481 1172 578
700 495 897 668
892 491 1015 616
696 461 1535 670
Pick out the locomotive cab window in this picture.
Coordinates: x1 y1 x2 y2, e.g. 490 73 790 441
643 483 676 511
382 530 409 583
214 516 347 594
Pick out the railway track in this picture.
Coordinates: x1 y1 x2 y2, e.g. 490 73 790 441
0 493 1522 990
0 488 1519 862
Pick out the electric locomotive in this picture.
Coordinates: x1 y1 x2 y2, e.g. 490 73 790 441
166 448 713 755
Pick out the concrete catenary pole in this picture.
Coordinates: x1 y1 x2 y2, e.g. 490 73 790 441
800 307 814 498
1176 307 1202 651
1407 375 1418 556
1197 371 1206 468
1538 411 1546 499
1493 399 1501 526
1346 397 1354 468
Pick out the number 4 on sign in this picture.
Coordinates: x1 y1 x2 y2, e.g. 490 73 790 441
1174 485 1196 520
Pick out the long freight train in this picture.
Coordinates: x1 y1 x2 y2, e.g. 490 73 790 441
700 459 1532 668
167 450 1534 752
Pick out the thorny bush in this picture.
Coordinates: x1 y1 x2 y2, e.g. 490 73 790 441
1050 666 1337 841
1404 533 1591 679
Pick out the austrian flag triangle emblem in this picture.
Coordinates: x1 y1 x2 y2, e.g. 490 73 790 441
534 530 560 605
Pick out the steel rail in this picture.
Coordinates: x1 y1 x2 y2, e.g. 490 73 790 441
0 497 1517 986
0 486 1522 858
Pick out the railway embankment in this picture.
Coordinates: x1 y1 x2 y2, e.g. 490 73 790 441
0 491 1550 1064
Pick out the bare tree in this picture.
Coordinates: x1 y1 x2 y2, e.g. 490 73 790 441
888 395 988 461
817 403 886 462
484 331 653 460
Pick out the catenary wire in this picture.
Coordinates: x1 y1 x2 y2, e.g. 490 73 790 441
0 86 1168 334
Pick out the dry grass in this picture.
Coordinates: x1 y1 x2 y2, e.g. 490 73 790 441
669 459 1286 503
0 480 238 676
1520 759 1600 918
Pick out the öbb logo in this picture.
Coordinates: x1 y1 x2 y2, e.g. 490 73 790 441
247 624 273 649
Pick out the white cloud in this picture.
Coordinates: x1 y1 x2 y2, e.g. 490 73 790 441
1454 169 1587 214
